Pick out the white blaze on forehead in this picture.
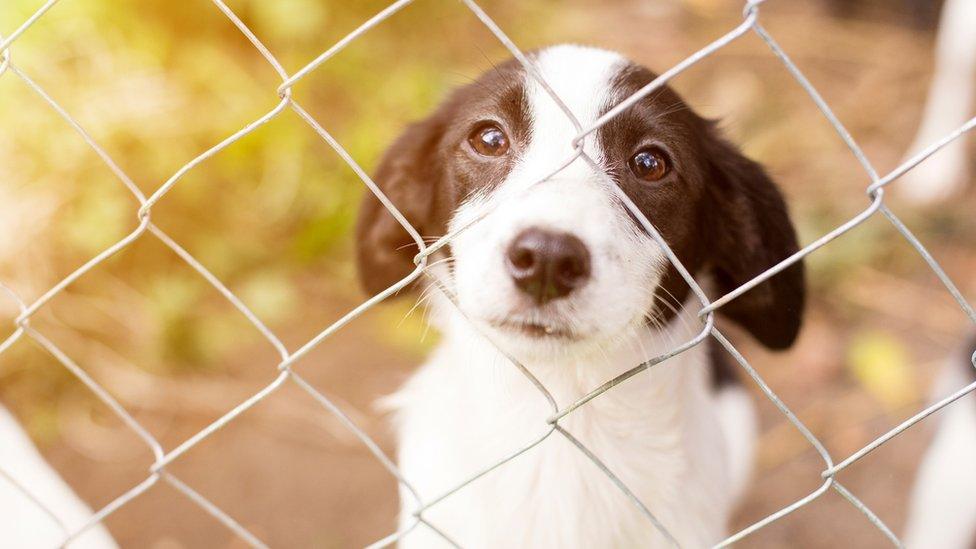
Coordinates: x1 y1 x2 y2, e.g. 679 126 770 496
446 45 665 349
522 45 626 173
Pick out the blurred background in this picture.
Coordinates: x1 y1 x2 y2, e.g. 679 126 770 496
1 0 973 546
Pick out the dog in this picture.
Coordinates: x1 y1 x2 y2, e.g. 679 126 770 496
824 0 973 204
902 334 976 548
356 44 805 547
0 198 116 545
899 0 975 204
0 402 118 548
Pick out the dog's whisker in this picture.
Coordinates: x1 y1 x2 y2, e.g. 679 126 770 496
398 277 450 328
394 236 449 252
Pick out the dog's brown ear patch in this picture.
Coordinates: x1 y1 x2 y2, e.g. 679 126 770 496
355 117 446 296
703 129 805 349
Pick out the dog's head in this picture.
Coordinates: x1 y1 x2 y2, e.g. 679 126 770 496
356 45 804 358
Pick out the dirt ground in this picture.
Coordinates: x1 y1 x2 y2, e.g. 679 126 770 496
4 0 976 547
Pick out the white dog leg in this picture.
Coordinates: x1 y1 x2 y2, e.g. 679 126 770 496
714 386 758 506
902 345 976 549
900 0 976 205
0 405 118 548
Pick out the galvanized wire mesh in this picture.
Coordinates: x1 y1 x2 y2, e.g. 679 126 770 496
2 0 975 547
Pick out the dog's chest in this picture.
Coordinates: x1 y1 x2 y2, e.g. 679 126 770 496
392 337 729 548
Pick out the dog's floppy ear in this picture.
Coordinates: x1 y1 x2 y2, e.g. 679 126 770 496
702 128 805 349
355 116 446 296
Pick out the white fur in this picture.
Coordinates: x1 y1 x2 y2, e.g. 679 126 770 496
1 138 114 547
903 347 976 549
901 0 976 204
391 303 748 548
0 404 117 548
387 45 755 548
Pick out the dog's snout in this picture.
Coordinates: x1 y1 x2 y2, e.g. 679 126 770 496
505 228 591 305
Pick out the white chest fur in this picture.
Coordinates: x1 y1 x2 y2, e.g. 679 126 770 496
387 303 743 549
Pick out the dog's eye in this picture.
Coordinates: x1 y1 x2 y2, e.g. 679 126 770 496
468 123 510 157
629 148 670 182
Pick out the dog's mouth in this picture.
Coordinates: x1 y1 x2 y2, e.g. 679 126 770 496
488 318 579 340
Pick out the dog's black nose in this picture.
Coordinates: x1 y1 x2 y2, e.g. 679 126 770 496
506 228 591 305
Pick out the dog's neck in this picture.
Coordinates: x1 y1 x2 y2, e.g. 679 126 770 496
389 289 731 547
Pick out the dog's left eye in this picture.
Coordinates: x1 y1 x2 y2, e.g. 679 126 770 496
629 148 670 182
468 123 510 157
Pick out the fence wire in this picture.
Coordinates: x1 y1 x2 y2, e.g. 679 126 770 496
1 0 975 547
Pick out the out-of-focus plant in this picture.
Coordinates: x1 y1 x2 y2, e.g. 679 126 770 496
0 0 563 421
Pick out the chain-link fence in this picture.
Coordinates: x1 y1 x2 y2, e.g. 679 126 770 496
1 0 975 547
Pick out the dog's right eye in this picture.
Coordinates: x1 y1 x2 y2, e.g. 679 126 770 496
629 147 670 182
468 123 510 157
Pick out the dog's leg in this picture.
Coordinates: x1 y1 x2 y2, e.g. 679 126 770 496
0 405 117 548
902 341 976 549
714 386 758 506
900 0 976 205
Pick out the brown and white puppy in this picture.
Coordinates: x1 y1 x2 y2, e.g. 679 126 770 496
357 44 804 548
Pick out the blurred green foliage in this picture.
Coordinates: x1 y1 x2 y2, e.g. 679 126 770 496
0 0 561 390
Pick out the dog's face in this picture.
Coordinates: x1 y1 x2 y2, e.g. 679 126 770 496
357 45 804 359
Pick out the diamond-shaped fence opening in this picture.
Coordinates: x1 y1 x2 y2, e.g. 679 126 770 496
2 0 975 547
